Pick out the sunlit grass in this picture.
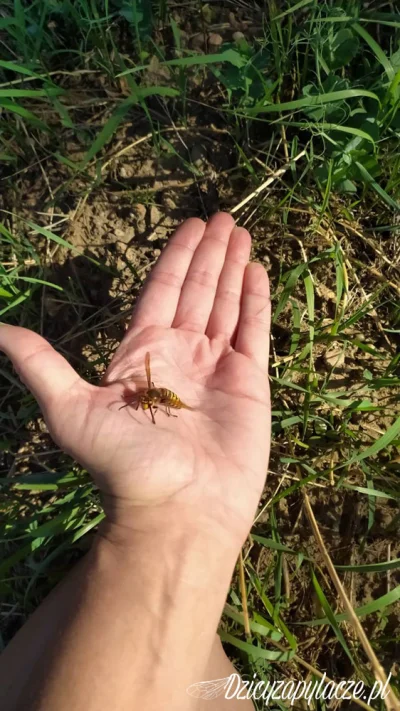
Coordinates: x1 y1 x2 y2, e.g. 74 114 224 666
0 1 399 706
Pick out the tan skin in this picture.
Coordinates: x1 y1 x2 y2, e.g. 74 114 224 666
0 212 271 710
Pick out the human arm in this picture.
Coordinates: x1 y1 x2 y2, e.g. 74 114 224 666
0 212 271 710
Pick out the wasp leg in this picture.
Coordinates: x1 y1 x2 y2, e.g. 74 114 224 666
149 405 156 425
164 406 177 418
119 398 137 411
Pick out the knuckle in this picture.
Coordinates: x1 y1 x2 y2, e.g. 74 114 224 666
187 269 215 289
152 270 182 289
172 241 196 254
243 312 269 330
203 233 229 247
174 317 204 332
217 287 240 304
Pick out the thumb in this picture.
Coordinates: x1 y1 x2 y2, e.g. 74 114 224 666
0 325 84 416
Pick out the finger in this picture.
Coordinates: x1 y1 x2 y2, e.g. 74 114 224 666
0 325 84 412
172 212 235 333
130 217 206 330
205 226 251 342
235 263 271 371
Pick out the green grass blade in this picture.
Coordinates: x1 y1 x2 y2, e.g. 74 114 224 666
249 570 297 649
311 570 354 663
11 471 90 491
300 585 400 626
252 90 379 115
303 269 315 346
335 558 400 573
360 14 400 29
0 60 43 79
12 276 63 290
355 161 399 211
118 48 246 76
224 604 283 640
251 535 298 555
218 630 295 661
315 123 376 144
137 86 179 98
274 0 315 21
0 88 63 97
346 414 400 466
0 99 50 129
24 509 84 538
0 287 13 298
273 263 309 322
0 291 30 317
25 221 100 264
81 97 139 166
289 298 301 355
353 23 395 81
342 484 399 501
70 513 105 542
284 121 375 146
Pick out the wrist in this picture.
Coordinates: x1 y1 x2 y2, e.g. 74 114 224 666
99 494 247 559
96 505 241 575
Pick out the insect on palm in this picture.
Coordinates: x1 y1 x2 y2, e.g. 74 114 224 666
119 351 194 424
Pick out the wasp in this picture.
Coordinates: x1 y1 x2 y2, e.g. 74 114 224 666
119 351 193 424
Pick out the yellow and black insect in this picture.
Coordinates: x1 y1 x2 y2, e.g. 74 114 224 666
119 351 193 424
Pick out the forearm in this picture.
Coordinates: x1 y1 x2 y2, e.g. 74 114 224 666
0 515 240 711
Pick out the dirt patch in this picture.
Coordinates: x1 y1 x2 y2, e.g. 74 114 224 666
2 123 400 657
1 1 399 690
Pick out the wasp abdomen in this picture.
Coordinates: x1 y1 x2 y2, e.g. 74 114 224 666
159 388 181 407
158 388 194 410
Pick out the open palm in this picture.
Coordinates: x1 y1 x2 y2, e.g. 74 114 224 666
1 214 271 544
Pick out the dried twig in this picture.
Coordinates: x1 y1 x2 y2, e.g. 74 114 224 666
303 492 400 711
258 633 377 711
238 550 251 639
230 149 306 215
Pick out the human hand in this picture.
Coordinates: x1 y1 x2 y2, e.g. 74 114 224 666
0 213 271 548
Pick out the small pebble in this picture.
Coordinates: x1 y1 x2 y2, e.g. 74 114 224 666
150 205 162 225
119 166 130 178
111 226 135 244
133 204 147 221
324 347 345 368
163 195 177 211
208 33 223 47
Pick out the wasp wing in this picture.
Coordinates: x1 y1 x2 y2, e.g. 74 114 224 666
144 351 152 389
186 676 231 700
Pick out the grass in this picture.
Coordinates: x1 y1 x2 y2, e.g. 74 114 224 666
1 0 400 707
